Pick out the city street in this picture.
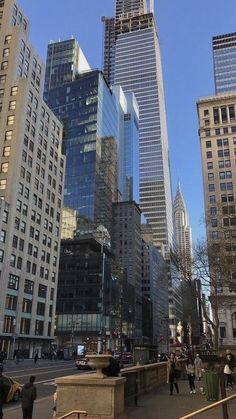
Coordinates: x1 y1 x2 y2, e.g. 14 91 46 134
2 359 88 418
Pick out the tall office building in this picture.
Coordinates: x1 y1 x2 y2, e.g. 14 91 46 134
141 228 168 350
44 39 90 96
113 86 139 201
197 94 236 345
45 68 118 236
0 0 65 357
112 201 142 342
213 32 236 94
173 183 192 269
103 0 174 252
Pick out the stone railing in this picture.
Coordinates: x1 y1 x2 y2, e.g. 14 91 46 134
121 362 168 406
55 359 185 419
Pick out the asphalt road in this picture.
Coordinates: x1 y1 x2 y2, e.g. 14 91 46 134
2 359 87 413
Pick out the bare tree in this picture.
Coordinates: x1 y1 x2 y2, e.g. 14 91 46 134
171 236 236 350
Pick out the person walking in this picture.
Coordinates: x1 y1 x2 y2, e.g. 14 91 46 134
224 355 233 389
167 353 180 395
20 376 37 419
34 352 38 365
186 358 196 394
194 354 203 380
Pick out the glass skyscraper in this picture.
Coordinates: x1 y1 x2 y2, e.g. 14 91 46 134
45 70 118 236
44 39 90 95
213 32 236 94
103 0 174 253
113 86 139 201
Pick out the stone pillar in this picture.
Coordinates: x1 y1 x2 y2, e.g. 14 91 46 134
55 374 126 419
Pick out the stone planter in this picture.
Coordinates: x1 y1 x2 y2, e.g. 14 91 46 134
86 354 112 378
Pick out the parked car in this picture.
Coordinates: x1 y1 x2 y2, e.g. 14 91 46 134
2 375 22 402
75 358 93 370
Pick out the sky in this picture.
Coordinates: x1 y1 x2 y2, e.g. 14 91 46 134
20 0 236 242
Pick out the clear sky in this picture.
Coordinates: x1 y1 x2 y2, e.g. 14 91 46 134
20 0 236 242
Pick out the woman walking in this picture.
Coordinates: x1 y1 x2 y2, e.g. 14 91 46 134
186 358 196 394
224 354 233 389
167 353 180 395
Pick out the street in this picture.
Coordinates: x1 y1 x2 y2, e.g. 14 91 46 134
2 359 87 418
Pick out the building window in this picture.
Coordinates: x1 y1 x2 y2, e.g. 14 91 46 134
207 162 213 169
3 146 10 156
24 279 34 295
208 173 214 181
11 86 18 96
0 229 6 242
35 320 44 336
1 162 8 173
213 108 220 124
0 178 6 191
4 35 12 44
220 326 226 339
38 284 47 298
22 298 32 314
9 100 16 110
1 61 8 70
20 318 30 335
232 313 236 338
209 195 216 203
3 316 14 333
7 115 14 125
37 302 45 316
206 140 211 148
209 184 215 192
5 294 17 311
206 151 212 159
8 274 19 290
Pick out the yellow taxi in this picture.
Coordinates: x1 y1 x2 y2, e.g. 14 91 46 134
2 375 22 402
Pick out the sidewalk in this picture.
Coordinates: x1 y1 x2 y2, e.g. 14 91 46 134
3 396 53 419
125 379 236 419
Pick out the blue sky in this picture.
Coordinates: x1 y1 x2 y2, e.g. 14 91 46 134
20 0 236 242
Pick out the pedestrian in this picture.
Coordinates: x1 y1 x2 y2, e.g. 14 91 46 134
52 385 57 418
186 358 196 394
102 349 120 377
20 376 37 419
34 352 38 365
194 353 203 380
224 355 233 389
167 353 180 395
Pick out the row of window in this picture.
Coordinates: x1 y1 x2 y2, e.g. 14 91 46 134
3 316 51 336
8 274 54 298
204 126 236 137
208 182 233 192
209 194 234 204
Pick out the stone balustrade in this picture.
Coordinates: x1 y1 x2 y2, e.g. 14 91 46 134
55 360 184 419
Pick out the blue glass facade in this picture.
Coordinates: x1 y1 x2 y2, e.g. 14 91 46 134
112 86 139 201
213 33 236 94
45 70 118 233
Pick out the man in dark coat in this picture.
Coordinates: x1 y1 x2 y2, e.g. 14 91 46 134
102 350 120 377
20 376 37 419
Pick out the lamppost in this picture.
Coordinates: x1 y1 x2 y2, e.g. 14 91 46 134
96 225 110 353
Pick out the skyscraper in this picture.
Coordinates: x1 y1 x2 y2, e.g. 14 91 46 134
44 39 90 96
103 0 174 252
0 0 65 357
213 32 236 94
112 86 139 201
45 68 118 236
197 94 236 346
174 183 192 267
